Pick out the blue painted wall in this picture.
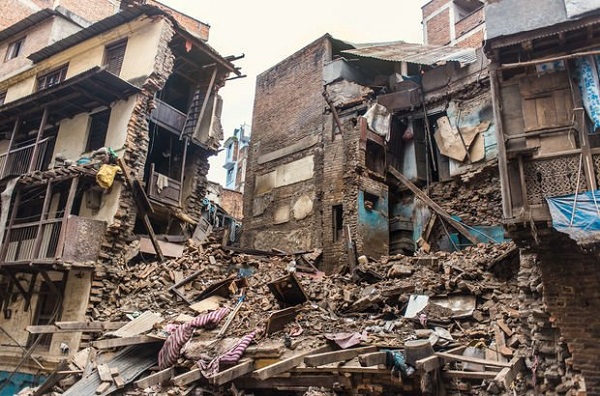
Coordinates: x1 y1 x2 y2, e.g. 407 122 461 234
357 189 389 257
0 371 46 396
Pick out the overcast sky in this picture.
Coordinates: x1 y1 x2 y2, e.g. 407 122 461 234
160 0 425 185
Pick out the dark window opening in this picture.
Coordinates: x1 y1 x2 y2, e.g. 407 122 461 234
363 191 380 211
104 39 127 76
333 204 343 242
365 140 385 174
29 278 64 349
5 37 25 61
36 65 68 91
0 91 6 106
86 109 111 152
146 123 185 181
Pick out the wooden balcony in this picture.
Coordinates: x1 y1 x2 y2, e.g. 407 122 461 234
147 164 181 207
149 98 187 134
0 137 53 177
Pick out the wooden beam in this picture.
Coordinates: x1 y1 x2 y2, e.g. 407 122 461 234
209 359 254 385
416 346 466 373
500 49 600 70
358 351 388 367
387 166 479 244
56 321 127 331
29 106 48 173
435 351 512 368
91 336 163 349
134 367 174 389
172 368 202 387
494 357 524 389
304 346 377 367
443 370 498 380
252 345 332 380
190 66 218 140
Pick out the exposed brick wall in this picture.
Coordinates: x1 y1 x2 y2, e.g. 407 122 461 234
455 7 484 38
426 8 451 46
0 1 41 29
220 188 243 220
422 0 450 19
241 36 331 254
456 27 485 48
56 0 116 22
147 0 209 41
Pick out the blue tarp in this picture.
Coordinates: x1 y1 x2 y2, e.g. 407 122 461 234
546 190 600 242
576 55 600 132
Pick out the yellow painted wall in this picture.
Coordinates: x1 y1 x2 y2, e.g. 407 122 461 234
53 113 89 162
2 16 166 103
78 182 123 224
105 95 138 150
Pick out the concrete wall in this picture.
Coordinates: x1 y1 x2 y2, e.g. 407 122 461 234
242 36 331 253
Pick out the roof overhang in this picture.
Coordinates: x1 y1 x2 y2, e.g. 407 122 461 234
0 66 140 129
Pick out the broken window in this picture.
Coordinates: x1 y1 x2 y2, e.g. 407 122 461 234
333 204 343 242
5 37 25 61
363 192 379 211
29 277 65 349
104 39 127 76
365 140 385 174
36 65 68 91
86 109 111 152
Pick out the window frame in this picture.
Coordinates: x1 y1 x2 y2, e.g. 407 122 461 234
4 37 25 62
103 38 127 76
36 64 68 91
0 91 6 106
85 108 111 152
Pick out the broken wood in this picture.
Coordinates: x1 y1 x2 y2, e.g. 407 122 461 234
97 364 113 383
135 367 174 389
304 346 377 367
95 381 111 394
358 351 389 367
91 335 164 349
172 368 202 387
387 166 478 245
435 351 512 368
252 345 332 380
493 357 524 389
209 359 255 385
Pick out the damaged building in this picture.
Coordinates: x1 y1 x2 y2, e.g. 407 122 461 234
485 0 600 393
241 0 503 272
0 1 240 391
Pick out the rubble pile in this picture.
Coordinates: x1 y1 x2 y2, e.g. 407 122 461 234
23 238 546 396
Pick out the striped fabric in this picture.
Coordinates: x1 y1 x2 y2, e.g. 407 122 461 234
197 331 256 377
158 307 229 370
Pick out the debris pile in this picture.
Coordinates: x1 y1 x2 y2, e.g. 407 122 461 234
21 238 544 396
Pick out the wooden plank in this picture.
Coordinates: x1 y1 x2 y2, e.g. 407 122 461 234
139 237 184 258
252 345 332 380
91 336 163 349
135 367 174 389
84 347 98 378
97 364 112 382
387 167 479 245
494 357 524 389
172 368 202 387
497 319 514 337
209 359 254 385
95 382 110 394
56 322 127 331
443 370 498 380
435 352 512 368
417 346 465 373
109 311 163 338
304 346 377 367
358 351 388 367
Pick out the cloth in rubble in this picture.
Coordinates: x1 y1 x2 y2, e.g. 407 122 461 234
196 331 256 377
96 164 120 189
158 307 230 370
384 350 409 375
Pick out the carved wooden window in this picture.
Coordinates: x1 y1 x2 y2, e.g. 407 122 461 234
519 72 573 132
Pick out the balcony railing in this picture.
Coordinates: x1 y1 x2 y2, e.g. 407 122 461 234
2 219 62 262
149 98 187 134
147 164 181 207
0 137 53 177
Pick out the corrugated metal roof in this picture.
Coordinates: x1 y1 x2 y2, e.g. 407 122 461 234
341 41 477 66
0 9 59 43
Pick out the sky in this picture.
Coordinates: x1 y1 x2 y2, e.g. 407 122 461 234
160 0 425 185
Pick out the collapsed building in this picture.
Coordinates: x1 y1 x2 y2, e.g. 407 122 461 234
0 1 241 391
241 0 500 273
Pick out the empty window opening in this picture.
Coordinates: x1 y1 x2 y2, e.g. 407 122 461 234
363 191 380 211
29 277 64 349
333 204 343 242
5 37 25 61
86 109 111 152
104 39 127 76
365 140 385 174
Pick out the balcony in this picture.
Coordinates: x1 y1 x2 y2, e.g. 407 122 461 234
147 164 181 207
149 98 187 135
0 137 53 178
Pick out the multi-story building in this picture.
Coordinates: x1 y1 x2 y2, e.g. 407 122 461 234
223 123 250 192
0 2 240 391
485 0 600 392
241 0 501 272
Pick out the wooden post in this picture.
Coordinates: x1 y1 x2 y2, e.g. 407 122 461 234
489 65 513 219
388 166 479 245
117 158 164 261
2 117 20 177
29 107 49 173
192 66 218 140
31 180 53 260
54 177 79 261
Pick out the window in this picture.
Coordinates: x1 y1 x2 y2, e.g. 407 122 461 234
5 37 25 61
36 65 68 91
333 204 343 242
225 167 235 188
103 39 127 75
86 109 111 152
29 278 65 349
0 91 6 106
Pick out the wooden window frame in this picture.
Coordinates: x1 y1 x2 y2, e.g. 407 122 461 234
103 39 127 76
4 37 25 62
36 64 68 91
85 108 111 152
